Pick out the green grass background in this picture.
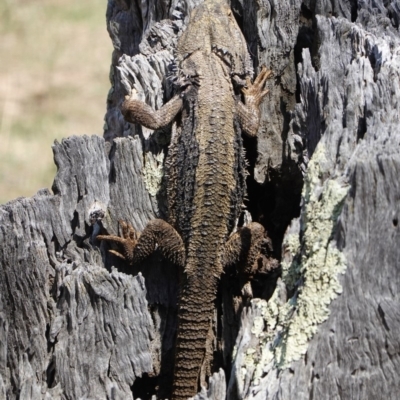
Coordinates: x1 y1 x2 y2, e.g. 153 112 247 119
0 0 112 203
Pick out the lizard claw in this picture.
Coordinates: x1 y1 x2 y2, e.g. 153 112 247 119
253 66 273 86
119 219 140 241
108 249 127 260
97 220 138 263
242 66 273 106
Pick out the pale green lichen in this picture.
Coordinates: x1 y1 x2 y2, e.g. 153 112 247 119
251 292 284 385
253 341 274 385
143 151 165 196
275 145 348 367
251 291 281 340
249 144 348 373
244 348 256 368
281 233 301 291
251 316 265 337
278 145 348 367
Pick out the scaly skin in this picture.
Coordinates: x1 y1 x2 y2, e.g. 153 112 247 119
98 1 272 398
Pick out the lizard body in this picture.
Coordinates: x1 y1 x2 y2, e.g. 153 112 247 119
99 1 272 398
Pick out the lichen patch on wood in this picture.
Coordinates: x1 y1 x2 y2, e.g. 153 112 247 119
274 144 348 368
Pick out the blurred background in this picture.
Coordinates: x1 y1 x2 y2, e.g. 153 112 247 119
0 0 112 204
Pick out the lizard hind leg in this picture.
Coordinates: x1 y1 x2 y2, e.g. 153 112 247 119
223 222 266 279
97 219 185 267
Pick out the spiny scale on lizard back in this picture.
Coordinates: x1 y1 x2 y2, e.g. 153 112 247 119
167 1 254 399
166 0 252 247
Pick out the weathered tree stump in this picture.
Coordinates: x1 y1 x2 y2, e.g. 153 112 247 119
1 0 400 399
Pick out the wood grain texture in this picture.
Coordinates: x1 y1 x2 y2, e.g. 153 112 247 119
1 0 400 399
0 136 155 399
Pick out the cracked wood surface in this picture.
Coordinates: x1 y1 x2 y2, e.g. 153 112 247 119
1 0 400 399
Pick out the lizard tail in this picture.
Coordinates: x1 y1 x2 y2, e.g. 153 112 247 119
172 292 216 400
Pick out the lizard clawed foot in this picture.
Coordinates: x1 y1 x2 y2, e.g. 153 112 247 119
97 220 139 262
242 66 273 106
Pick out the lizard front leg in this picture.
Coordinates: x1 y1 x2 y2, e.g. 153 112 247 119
98 219 185 268
122 89 183 130
237 67 273 137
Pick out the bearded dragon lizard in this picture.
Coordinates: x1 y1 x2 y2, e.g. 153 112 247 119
98 1 272 398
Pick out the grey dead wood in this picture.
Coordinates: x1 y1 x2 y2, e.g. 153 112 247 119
1 0 400 399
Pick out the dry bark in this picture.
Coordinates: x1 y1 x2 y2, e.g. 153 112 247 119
1 0 400 399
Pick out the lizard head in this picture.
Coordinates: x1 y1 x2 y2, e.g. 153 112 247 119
176 0 253 81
